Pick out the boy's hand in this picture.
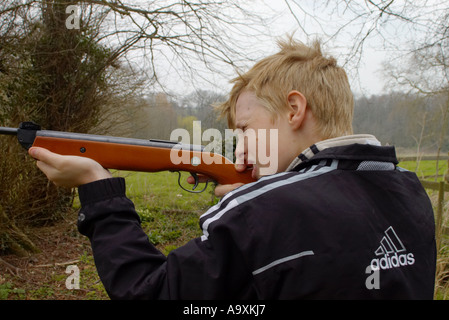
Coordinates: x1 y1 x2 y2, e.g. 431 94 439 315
186 163 247 198
28 147 112 188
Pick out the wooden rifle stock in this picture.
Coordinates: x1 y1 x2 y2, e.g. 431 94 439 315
1 122 255 189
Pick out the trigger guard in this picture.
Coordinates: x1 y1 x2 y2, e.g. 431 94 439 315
176 172 209 193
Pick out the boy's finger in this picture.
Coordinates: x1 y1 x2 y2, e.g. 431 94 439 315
214 183 244 197
235 163 247 172
29 147 63 167
186 174 210 184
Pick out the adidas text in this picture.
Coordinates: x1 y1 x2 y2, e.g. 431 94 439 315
370 252 415 271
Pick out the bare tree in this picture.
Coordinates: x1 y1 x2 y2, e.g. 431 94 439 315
283 0 449 91
71 0 269 92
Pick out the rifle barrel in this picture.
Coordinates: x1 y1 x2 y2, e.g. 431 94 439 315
0 127 18 135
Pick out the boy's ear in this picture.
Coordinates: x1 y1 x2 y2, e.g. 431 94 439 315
287 90 307 130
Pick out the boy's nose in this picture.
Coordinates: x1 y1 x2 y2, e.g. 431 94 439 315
234 138 246 164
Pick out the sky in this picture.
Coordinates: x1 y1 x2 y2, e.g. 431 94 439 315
160 0 395 97
244 0 408 97
117 0 441 98
255 0 448 97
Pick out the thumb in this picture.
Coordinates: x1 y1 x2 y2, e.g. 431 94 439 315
234 163 247 172
214 182 244 198
28 147 62 166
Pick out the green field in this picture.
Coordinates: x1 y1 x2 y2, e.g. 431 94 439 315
1 171 217 300
398 159 448 181
114 170 217 254
73 170 218 256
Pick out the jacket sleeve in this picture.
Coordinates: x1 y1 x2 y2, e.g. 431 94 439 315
77 177 253 300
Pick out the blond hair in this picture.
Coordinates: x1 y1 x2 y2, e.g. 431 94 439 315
218 37 354 139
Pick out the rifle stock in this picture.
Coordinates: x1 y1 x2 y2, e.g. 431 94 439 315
1 122 255 189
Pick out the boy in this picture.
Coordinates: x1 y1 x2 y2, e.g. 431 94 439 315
29 38 436 299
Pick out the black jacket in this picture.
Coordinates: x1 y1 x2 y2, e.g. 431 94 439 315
77 139 436 299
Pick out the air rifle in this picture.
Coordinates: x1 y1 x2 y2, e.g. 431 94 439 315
0 122 255 192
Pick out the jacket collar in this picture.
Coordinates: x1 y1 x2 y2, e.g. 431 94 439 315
286 134 397 172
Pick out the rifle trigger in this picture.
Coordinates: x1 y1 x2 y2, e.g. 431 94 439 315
176 172 208 194
191 172 199 190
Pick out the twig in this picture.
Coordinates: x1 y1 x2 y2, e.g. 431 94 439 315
0 257 21 276
32 259 80 268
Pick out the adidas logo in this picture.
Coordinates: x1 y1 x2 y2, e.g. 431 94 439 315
370 226 415 271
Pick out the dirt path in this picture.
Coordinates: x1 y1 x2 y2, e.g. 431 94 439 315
0 211 108 300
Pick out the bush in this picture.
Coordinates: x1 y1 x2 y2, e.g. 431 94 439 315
0 0 141 254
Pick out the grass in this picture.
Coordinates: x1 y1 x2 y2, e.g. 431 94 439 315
115 171 217 254
73 170 217 252
398 159 448 181
0 170 217 300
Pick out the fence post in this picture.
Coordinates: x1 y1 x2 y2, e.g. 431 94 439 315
446 152 449 182
436 181 445 251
